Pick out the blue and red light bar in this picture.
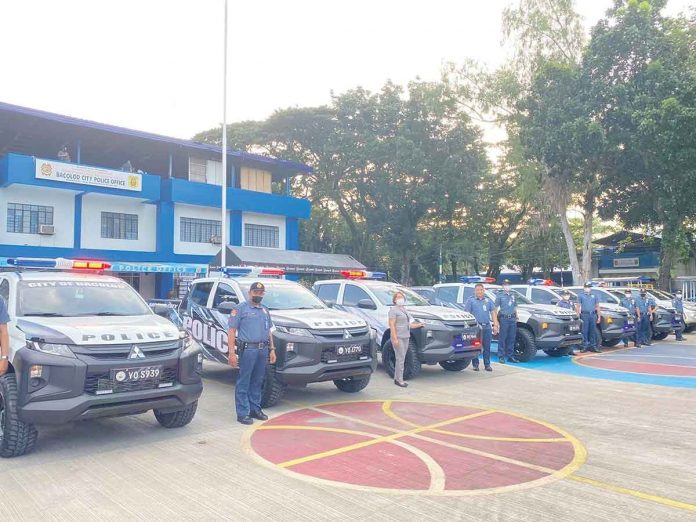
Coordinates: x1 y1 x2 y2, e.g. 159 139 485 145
528 278 554 286
7 257 111 270
340 270 386 280
459 276 496 283
220 266 285 278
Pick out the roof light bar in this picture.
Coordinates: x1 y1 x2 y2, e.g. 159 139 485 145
528 278 554 286
459 276 496 284
6 257 111 270
220 266 285 278
340 270 386 280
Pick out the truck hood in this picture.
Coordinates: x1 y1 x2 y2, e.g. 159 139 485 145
598 303 628 314
406 305 475 322
518 304 577 317
270 308 367 330
16 315 180 345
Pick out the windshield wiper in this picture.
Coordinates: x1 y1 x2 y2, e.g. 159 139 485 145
22 312 65 317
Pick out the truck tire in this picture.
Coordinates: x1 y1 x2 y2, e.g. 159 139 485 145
439 359 471 371
0 373 38 458
602 339 622 348
382 339 421 379
261 365 285 408
652 332 669 341
334 374 371 393
543 347 571 357
514 328 537 362
154 400 198 428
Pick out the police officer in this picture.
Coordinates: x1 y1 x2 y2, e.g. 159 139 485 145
619 289 641 348
635 289 652 346
227 282 276 425
575 282 601 353
0 294 9 376
464 283 497 371
556 289 577 356
672 290 686 341
494 280 519 364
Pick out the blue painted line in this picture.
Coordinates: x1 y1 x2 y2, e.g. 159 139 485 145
491 341 696 388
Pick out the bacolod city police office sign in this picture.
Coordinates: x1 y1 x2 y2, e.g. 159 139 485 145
35 159 142 192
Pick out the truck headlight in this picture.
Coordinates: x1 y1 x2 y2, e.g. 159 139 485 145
275 326 313 337
30 341 76 358
370 328 378 341
534 314 556 321
420 319 443 327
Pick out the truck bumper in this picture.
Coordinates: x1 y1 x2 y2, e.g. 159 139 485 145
13 345 202 425
418 325 481 364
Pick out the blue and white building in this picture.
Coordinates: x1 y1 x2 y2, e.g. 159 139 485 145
0 101 313 299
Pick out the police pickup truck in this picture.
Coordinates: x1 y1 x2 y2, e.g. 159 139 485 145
512 282 635 348
312 272 482 379
434 278 582 360
0 258 203 458
178 267 377 407
599 286 677 341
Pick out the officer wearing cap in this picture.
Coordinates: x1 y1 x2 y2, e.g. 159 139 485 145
620 290 641 348
556 289 577 356
494 279 519 364
228 281 276 425
575 282 601 353
464 283 497 371
635 289 652 346
672 290 686 341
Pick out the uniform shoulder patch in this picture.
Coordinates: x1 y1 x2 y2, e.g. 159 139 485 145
231 308 239 316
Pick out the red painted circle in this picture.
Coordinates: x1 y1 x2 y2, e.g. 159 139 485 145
577 355 696 377
248 401 582 494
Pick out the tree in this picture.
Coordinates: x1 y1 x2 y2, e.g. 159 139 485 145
586 0 696 288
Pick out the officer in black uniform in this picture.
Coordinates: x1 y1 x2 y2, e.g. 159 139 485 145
228 282 276 425
672 290 686 341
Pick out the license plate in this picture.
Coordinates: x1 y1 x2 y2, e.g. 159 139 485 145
453 333 477 351
110 365 162 384
675 313 682 320
569 325 580 332
336 345 363 356
626 320 634 326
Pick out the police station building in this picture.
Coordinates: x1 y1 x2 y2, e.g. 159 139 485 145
0 101 313 299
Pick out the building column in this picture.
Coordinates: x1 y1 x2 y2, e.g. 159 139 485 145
155 200 175 299
286 217 299 250
73 193 83 250
230 210 242 246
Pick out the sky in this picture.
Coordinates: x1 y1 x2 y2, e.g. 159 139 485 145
0 0 693 140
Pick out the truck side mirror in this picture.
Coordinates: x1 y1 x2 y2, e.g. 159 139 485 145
322 299 335 308
216 301 237 314
550 299 559 305
358 299 377 310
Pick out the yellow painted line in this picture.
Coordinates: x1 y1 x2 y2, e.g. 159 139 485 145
276 409 495 469
573 354 696 378
569 475 696 512
256 424 385 438
381 400 568 443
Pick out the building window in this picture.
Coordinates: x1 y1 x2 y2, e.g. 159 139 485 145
240 167 272 193
6 203 54 234
244 223 279 248
101 212 138 240
180 217 222 243
189 157 207 183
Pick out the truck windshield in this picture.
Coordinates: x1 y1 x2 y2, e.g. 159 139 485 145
237 281 326 311
371 285 429 306
18 280 151 317
485 289 534 305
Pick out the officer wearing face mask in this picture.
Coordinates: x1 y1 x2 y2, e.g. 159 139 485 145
556 290 577 356
672 291 686 341
620 290 641 348
228 282 276 425
575 282 601 353
494 279 519 363
635 289 652 347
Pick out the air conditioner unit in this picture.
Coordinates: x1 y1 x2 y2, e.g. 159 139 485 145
209 235 222 245
38 224 55 235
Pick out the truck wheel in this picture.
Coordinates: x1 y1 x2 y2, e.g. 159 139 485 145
543 347 571 357
0 373 38 458
602 339 622 348
261 365 286 408
652 332 669 341
439 359 471 371
514 329 537 362
382 339 421 379
154 400 198 428
334 375 371 393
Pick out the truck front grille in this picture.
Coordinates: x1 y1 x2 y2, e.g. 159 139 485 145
72 340 181 360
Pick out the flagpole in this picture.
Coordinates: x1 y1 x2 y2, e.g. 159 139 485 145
220 0 228 267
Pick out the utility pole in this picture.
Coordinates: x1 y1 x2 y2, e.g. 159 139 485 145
220 0 228 267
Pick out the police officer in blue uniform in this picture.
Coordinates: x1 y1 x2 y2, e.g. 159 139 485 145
0 295 10 377
620 289 641 348
464 283 497 371
228 282 276 425
575 282 601 353
556 290 577 356
494 280 519 364
635 290 652 346
672 290 686 341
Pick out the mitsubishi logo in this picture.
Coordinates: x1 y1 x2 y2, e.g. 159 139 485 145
343 330 353 340
128 345 146 359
